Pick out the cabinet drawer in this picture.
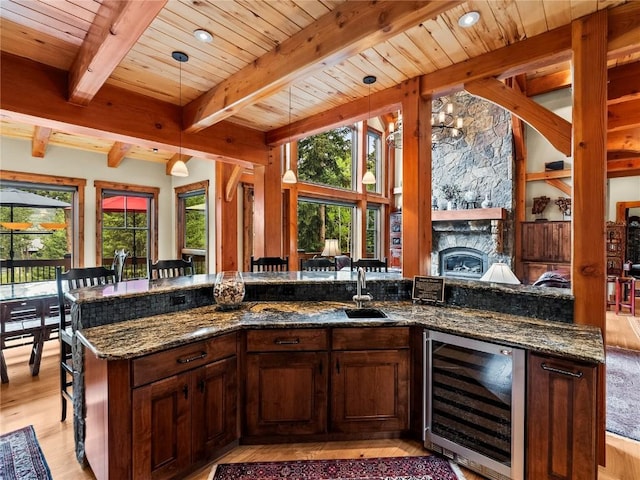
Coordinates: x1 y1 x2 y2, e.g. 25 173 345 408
332 327 409 350
246 328 327 352
132 332 237 387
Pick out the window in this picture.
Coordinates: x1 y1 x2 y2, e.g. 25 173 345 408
297 126 355 189
366 206 381 258
0 179 78 284
297 199 354 255
176 181 208 274
96 181 158 280
366 129 382 193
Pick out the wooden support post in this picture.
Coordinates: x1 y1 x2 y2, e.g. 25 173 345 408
401 78 431 278
571 9 608 468
215 162 239 271
253 147 283 257
285 142 299 269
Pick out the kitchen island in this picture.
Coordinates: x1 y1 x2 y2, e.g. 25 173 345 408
69 272 600 480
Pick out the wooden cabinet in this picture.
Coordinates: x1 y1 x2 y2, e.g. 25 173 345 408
331 327 409 433
521 221 571 262
85 332 238 480
244 327 409 439
245 328 328 437
527 352 598 480
521 221 571 284
606 221 626 276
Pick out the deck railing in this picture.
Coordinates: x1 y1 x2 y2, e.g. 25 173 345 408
1 253 207 285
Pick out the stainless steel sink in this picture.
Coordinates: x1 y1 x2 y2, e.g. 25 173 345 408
343 308 387 319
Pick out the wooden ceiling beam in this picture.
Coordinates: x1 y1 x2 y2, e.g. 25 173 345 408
183 0 462 133
266 81 403 145
1 53 267 167
68 0 166 106
465 77 572 156
421 25 572 97
165 154 191 176
31 126 52 158
526 70 572 97
608 61 640 104
107 141 133 168
608 128 640 153
421 2 640 97
607 157 640 178
608 99 640 132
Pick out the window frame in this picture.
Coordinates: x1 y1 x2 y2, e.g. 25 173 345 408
176 180 209 274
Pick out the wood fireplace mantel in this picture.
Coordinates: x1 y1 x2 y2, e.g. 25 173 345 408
431 207 507 222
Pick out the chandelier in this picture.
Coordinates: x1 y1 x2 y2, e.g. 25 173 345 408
386 96 465 150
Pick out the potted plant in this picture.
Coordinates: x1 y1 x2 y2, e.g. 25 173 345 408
440 184 461 210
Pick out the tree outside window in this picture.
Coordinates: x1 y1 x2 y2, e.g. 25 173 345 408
298 200 353 255
297 126 355 189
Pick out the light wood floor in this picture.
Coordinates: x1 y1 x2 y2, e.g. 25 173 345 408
1 312 638 480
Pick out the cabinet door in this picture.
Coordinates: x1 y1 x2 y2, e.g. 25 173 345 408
245 352 327 436
133 372 192 480
527 353 598 480
331 350 409 433
192 356 238 462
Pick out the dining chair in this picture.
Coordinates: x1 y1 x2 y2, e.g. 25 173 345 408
300 257 336 271
250 256 289 272
350 257 388 272
148 257 194 280
56 266 117 421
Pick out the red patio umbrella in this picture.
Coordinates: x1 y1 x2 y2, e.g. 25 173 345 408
101 195 148 212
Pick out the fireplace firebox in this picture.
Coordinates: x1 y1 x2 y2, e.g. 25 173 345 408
439 247 488 279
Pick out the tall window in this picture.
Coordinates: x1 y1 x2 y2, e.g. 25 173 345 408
177 181 208 274
366 206 381 258
297 199 354 255
366 129 382 193
0 181 76 284
297 126 355 189
96 181 158 280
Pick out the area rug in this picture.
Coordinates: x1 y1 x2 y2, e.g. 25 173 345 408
0 425 52 480
210 455 466 480
606 346 640 442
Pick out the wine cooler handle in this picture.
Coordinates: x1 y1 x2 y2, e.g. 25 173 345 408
541 362 583 378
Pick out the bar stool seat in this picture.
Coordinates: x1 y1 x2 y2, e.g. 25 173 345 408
615 276 636 316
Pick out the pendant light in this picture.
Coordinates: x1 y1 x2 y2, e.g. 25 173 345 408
362 75 377 186
282 86 297 184
170 51 189 177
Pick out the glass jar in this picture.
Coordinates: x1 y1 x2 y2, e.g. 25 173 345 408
213 271 245 310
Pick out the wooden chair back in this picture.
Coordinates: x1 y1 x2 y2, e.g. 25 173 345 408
300 257 336 271
148 258 194 280
350 257 388 272
251 256 289 272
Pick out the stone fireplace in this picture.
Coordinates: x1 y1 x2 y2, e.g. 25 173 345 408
430 92 515 276
440 246 488 279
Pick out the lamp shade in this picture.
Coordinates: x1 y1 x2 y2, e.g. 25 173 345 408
362 170 376 185
321 239 341 257
170 160 189 177
282 168 297 184
480 262 521 284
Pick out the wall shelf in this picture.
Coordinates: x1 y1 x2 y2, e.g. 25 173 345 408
432 207 506 222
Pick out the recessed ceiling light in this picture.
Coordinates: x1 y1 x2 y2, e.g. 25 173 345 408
193 29 213 43
458 11 480 28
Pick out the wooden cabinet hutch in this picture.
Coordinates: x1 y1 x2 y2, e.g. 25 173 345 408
521 221 571 284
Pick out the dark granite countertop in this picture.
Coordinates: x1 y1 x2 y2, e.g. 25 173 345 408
78 300 603 364
66 271 573 303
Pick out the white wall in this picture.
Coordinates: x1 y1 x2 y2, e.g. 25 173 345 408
526 89 640 222
0 136 216 269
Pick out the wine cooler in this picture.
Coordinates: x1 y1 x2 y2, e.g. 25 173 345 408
423 330 525 480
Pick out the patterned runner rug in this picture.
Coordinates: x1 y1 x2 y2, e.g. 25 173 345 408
606 346 640 442
210 455 466 480
0 425 52 480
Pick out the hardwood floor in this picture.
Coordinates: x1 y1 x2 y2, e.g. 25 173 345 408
1 312 638 480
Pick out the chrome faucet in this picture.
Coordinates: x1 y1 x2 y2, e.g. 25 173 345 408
353 267 372 309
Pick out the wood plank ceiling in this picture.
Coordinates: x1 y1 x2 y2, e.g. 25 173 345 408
0 0 638 173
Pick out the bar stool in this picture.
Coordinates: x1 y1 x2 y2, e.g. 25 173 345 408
615 276 636 316
606 275 617 310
